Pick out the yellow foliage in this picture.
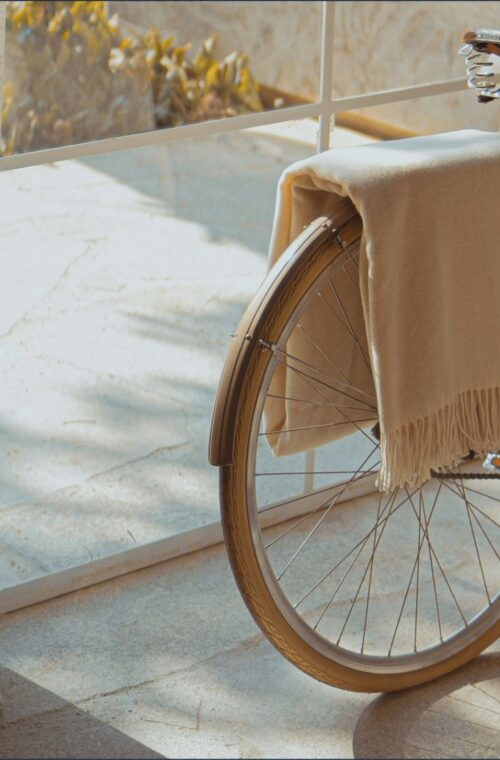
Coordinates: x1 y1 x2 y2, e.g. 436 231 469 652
1 1 265 155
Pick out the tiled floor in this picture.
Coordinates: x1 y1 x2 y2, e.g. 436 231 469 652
0 539 498 758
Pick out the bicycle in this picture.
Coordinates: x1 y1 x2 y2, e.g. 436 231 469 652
208 29 500 693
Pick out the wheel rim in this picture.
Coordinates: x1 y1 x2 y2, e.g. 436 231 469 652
245 238 499 676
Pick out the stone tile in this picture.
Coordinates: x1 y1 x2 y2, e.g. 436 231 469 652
353 652 500 759
0 538 497 758
79 637 370 759
0 543 261 703
0 667 163 759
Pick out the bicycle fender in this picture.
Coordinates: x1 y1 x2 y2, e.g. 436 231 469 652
208 215 338 467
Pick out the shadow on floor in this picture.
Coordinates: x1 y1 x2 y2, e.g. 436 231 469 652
0 666 163 760
80 128 315 256
353 652 500 759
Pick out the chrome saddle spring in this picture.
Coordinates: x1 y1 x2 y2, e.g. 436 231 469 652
459 42 500 103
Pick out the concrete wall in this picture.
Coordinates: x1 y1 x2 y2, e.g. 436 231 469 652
109 0 500 134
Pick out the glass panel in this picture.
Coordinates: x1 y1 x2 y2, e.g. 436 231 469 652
1 0 321 156
0 118 322 586
332 1 500 96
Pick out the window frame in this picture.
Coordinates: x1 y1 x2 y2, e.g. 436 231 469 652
0 2 467 171
0 1 468 614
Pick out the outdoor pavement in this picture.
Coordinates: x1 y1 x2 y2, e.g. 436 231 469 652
0 119 372 583
0 119 374 584
0 120 498 757
0 539 497 758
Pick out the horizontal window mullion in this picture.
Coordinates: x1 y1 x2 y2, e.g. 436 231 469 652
0 100 322 173
0 75 469 174
330 77 467 113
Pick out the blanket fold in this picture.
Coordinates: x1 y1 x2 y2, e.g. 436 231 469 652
266 129 500 491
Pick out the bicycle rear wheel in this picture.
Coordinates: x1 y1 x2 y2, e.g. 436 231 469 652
216 214 499 692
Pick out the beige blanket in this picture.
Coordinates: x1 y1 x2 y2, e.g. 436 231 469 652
265 129 500 492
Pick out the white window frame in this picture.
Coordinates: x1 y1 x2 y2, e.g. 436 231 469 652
0 1 468 614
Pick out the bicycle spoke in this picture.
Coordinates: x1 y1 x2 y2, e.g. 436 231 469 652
276 355 371 409
325 395 379 446
314 489 402 646
264 465 379 551
278 358 376 411
458 477 491 604
316 288 372 378
277 356 331 403
361 490 384 654
327 280 372 374
441 480 500 561
296 319 375 400
423 482 445 643
468 506 500 562
414 490 423 652
257 469 377 476
335 488 401 646
295 318 355 385
294 486 416 613
343 262 361 291
336 235 360 272
276 444 380 581
314 527 375 634
277 343 376 401
388 486 441 655
406 487 468 628
465 500 500 531
460 483 500 514
259 417 376 437
266 392 370 413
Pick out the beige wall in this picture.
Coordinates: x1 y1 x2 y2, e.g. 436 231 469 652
109 1 500 134
332 1 500 133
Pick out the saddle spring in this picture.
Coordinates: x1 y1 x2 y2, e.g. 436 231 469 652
459 37 500 103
